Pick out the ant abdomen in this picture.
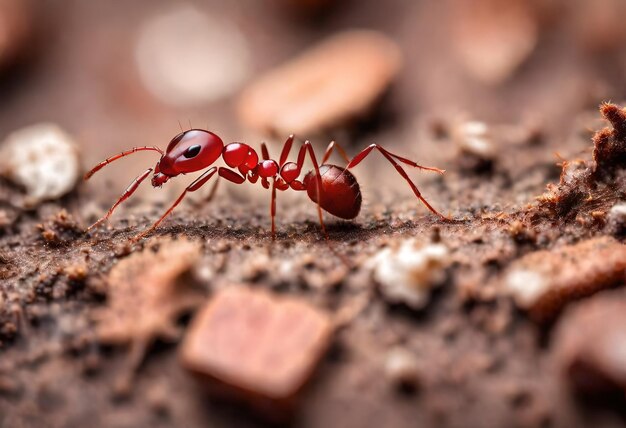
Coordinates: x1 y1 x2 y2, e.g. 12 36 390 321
304 165 362 220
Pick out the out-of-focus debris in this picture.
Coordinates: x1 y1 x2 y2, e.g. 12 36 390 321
180 286 332 410
0 208 18 229
0 123 80 207
496 120 544 147
135 6 251 106
592 103 626 176
605 202 626 236
385 347 421 392
0 372 21 397
272 0 334 17
36 209 82 246
0 0 32 69
452 120 496 172
238 30 402 136
63 262 88 282
236 250 347 290
535 103 626 221
553 291 626 396
370 240 450 310
450 0 538 85
570 0 626 53
92 238 203 394
504 236 626 322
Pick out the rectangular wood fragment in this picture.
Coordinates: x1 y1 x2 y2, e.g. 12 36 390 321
180 286 333 410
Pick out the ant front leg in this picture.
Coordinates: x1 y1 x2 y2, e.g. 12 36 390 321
346 144 447 219
84 146 164 180
132 167 247 242
87 168 153 232
131 167 218 242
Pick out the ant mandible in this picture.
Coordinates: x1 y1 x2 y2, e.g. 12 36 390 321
84 130 446 241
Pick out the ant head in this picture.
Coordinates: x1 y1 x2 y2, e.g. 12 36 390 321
154 130 224 182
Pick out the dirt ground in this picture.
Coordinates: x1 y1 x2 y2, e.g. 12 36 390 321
2 1 626 427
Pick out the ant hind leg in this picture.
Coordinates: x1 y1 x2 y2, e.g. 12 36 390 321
346 144 447 219
322 141 350 165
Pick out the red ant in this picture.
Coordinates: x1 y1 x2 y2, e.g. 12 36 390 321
84 130 446 241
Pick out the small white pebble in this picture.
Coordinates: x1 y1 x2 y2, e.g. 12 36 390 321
371 240 450 309
385 347 421 389
454 120 495 159
609 202 626 217
606 201 626 235
504 269 548 308
0 123 80 206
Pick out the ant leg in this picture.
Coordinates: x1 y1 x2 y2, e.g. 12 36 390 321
261 143 270 161
261 141 280 238
205 178 220 202
188 177 220 209
87 168 153 232
279 135 295 166
295 141 330 240
270 179 277 239
346 144 446 218
84 146 164 180
322 141 350 165
347 144 445 174
131 167 218 241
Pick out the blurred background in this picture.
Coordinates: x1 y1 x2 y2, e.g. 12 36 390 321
1 0 626 207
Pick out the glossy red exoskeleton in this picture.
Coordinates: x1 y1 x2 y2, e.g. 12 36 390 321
85 130 445 240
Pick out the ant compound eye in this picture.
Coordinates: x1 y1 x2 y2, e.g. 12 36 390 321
184 144 201 159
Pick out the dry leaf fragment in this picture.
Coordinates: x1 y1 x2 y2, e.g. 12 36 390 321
180 286 332 409
93 238 203 391
451 0 538 85
238 30 402 136
504 236 626 321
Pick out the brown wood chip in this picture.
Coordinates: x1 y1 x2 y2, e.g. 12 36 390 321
180 286 332 405
553 290 626 395
237 30 402 136
94 238 203 373
503 236 626 321
450 0 538 85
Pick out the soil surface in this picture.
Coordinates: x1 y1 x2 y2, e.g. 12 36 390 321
2 1 626 428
